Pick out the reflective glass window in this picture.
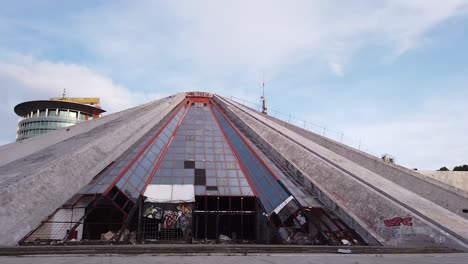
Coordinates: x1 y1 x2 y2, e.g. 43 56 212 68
213 106 290 213
78 103 186 198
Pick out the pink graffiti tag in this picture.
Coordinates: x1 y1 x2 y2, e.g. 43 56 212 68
384 217 412 227
163 212 180 229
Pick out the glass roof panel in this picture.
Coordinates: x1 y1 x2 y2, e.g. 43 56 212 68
212 106 291 214
150 103 255 197
77 104 186 198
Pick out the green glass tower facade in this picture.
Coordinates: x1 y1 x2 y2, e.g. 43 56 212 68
14 100 105 141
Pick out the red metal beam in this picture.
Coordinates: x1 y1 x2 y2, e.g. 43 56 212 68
102 99 189 196
208 99 259 197
140 100 192 195
211 99 290 211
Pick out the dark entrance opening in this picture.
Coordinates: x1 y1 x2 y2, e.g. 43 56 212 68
82 199 124 240
193 196 256 242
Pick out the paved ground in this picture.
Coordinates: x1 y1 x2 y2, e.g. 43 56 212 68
1 253 468 264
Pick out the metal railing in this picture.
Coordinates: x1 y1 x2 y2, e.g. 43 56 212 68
228 95 381 158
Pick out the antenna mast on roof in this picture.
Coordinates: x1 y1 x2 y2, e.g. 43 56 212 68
261 73 268 114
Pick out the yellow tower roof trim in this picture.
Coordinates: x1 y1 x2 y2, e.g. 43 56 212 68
49 97 100 106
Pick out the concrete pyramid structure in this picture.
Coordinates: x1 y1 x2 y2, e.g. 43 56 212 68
1 92 467 250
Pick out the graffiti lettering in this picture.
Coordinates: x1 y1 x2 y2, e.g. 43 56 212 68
163 211 180 229
384 217 412 227
177 204 192 217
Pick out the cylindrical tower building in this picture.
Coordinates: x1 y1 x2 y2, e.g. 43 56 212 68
14 100 106 141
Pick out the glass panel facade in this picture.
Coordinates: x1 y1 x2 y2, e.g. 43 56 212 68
78 99 290 210
19 120 76 129
78 104 186 199
151 103 254 197
16 107 90 141
212 106 290 213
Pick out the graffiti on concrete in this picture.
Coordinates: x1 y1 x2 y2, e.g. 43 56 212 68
384 217 412 227
177 203 192 217
142 202 193 241
162 211 180 229
143 205 162 219
142 202 193 239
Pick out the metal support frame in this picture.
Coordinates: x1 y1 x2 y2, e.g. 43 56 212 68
137 197 143 243
115 195 144 241
193 195 255 243
204 196 208 242
216 197 219 242
61 195 104 242
241 197 244 239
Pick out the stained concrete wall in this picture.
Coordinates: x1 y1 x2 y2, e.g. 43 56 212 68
419 171 468 193
264 114 468 220
215 95 468 251
0 94 185 246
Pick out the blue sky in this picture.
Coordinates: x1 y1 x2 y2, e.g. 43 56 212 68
1 0 468 169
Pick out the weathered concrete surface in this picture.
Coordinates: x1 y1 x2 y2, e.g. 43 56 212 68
215 95 468 251
419 171 468 193
264 114 468 220
0 94 185 246
217 98 381 245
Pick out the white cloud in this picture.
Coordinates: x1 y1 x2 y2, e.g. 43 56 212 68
67 0 468 78
3 1 466 105
339 93 468 170
328 61 344 76
1 54 161 144
1 54 160 111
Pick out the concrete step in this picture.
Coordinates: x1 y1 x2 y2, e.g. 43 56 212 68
0 244 460 256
